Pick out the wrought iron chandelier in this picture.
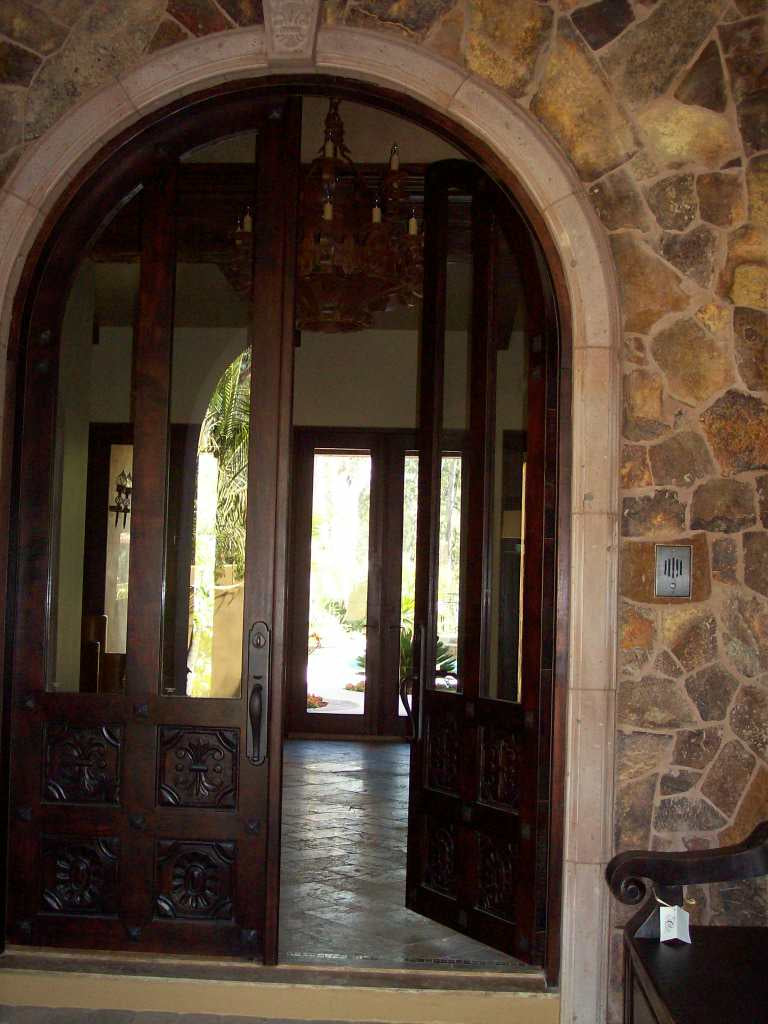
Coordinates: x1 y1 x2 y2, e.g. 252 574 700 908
295 98 423 333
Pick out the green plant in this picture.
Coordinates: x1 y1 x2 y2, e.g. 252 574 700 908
198 350 251 580
345 680 366 692
307 693 328 709
356 597 456 679
323 598 366 634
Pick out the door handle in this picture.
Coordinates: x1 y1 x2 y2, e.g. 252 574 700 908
413 623 425 741
246 621 270 765
399 672 417 740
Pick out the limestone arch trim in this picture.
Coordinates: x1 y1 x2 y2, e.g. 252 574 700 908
0 25 621 1024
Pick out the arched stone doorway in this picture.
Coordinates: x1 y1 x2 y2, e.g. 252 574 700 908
0 23 621 1024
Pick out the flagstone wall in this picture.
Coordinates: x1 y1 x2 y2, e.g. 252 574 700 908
0 1 766 1019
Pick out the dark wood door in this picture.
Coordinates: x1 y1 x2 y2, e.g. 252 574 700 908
405 161 558 963
5 98 300 960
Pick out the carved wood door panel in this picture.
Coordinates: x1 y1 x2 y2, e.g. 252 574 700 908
405 161 558 964
5 97 300 961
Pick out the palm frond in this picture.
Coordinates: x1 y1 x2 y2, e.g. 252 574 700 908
199 349 251 580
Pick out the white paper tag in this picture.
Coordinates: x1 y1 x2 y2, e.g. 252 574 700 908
659 905 691 944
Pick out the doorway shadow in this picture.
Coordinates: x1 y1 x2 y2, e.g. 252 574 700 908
278 739 529 971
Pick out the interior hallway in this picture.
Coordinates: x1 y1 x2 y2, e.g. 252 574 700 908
279 740 528 972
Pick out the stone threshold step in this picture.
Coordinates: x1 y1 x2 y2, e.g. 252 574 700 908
0 950 545 993
0 952 558 1024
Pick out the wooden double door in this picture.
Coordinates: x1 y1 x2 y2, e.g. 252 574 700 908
4 93 559 968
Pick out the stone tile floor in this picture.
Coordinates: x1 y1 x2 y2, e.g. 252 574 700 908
278 739 525 971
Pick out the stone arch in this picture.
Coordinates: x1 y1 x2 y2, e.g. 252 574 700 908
0 24 621 1024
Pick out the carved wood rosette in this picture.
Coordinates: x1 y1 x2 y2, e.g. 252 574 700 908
43 723 122 804
157 726 238 809
41 835 120 916
155 840 235 920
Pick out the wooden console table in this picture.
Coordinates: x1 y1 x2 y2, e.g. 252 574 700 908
606 822 768 1024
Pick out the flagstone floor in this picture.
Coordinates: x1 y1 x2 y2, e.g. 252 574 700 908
278 739 526 972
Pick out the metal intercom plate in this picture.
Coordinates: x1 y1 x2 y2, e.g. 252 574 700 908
655 544 692 599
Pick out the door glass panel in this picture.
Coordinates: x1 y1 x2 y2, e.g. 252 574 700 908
482 226 527 702
427 190 471 694
306 452 371 715
49 195 139 693
161 132 257 697
400 453 419 716
104 442 133 658
433 454 461 693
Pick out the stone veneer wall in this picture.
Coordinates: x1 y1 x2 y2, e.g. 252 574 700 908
0 0 766 1019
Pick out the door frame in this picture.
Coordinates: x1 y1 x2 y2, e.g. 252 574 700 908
0 75 577 987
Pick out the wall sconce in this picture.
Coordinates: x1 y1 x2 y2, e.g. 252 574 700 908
109 469 132 528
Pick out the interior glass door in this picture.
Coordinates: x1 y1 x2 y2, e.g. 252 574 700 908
288 429 421 738
5 96 300 961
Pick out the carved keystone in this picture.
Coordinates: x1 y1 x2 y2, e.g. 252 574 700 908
264 0 320 64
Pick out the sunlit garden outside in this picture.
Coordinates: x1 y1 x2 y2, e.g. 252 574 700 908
304 451 461 715
187 350 250 699
306 453 371 713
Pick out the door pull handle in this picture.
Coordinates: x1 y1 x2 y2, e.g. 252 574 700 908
246 621 270 765
411 623 425 741
399 673 417 740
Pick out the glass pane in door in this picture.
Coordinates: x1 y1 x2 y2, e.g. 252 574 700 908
161 131 257 697
482 225 528 702
103 441 133 658
400 453 418 716
434 454 462 692
401 450 461 705
48 194 140 693
425 188 471 695
305 452 371 715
